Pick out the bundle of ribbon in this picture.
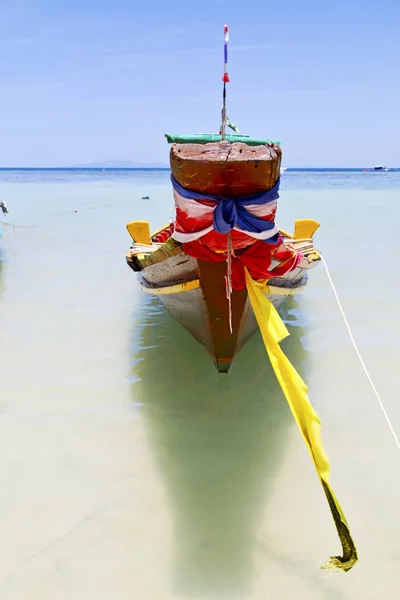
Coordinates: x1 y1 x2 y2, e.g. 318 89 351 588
171 175 281 251
170 175 302 287
183 239 301 290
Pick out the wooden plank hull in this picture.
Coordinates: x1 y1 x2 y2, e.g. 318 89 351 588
156 286 299 372
126 141 319 371
135 250 310 372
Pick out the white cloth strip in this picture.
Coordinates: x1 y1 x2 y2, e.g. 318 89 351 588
172 226 214 243
173 190 277 220
172 224 279 243
242 201 277 218
173 190 214 218
234 224 279 239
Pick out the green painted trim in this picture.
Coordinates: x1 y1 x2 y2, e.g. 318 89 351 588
165 133 281 147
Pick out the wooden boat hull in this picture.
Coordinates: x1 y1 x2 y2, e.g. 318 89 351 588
126 141 320 372
127 237 317 372
142 276 307 372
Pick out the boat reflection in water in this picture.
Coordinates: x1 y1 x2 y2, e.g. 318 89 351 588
129 294 308 598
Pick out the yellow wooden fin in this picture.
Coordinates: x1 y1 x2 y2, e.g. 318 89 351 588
293 219 320 240
126 221 151 244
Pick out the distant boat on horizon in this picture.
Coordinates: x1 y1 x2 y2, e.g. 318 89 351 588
374 165 390 171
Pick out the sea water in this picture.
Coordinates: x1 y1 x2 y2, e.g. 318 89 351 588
0 169 399 599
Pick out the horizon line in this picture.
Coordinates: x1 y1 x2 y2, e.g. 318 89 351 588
0 166 398 171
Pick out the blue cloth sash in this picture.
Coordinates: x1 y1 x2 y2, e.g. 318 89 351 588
171 176 280 239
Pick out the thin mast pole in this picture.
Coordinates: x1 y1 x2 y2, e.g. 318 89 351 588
221 23 229 140
221 81 227 140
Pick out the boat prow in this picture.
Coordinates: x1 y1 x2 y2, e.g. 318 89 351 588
125 130 320 371
126 141 321 373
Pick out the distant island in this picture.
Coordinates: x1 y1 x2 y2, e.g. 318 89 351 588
69 159 169 169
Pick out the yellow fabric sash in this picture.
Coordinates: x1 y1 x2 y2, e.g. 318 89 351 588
245 269 358 572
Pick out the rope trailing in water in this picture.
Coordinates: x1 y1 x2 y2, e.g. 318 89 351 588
321 255 400 453
0 221 35 228
245 268 358 572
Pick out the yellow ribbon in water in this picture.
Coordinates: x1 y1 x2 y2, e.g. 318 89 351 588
245 269 358 572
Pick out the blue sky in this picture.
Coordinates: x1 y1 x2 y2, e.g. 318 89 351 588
1 0 399 167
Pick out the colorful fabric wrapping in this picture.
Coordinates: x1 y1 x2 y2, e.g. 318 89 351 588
171 176 280 246
182 239 302 290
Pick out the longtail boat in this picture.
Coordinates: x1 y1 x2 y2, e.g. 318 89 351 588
125 22 321 372
125 25 358 572
126 136 320 372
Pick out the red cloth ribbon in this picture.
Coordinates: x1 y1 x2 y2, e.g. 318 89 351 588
183 239 302 290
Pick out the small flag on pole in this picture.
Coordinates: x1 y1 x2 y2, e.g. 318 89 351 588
223 23 230 83
226 117 239 134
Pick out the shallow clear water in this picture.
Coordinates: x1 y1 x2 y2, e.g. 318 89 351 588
0 170 399 599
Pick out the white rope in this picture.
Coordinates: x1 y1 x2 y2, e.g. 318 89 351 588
320 254 400 453
0 221 35 228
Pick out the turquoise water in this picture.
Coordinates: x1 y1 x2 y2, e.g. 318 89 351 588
0 170 399 599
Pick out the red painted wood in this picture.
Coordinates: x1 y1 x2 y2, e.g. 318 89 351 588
197 259 248 372
170 141 281 196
